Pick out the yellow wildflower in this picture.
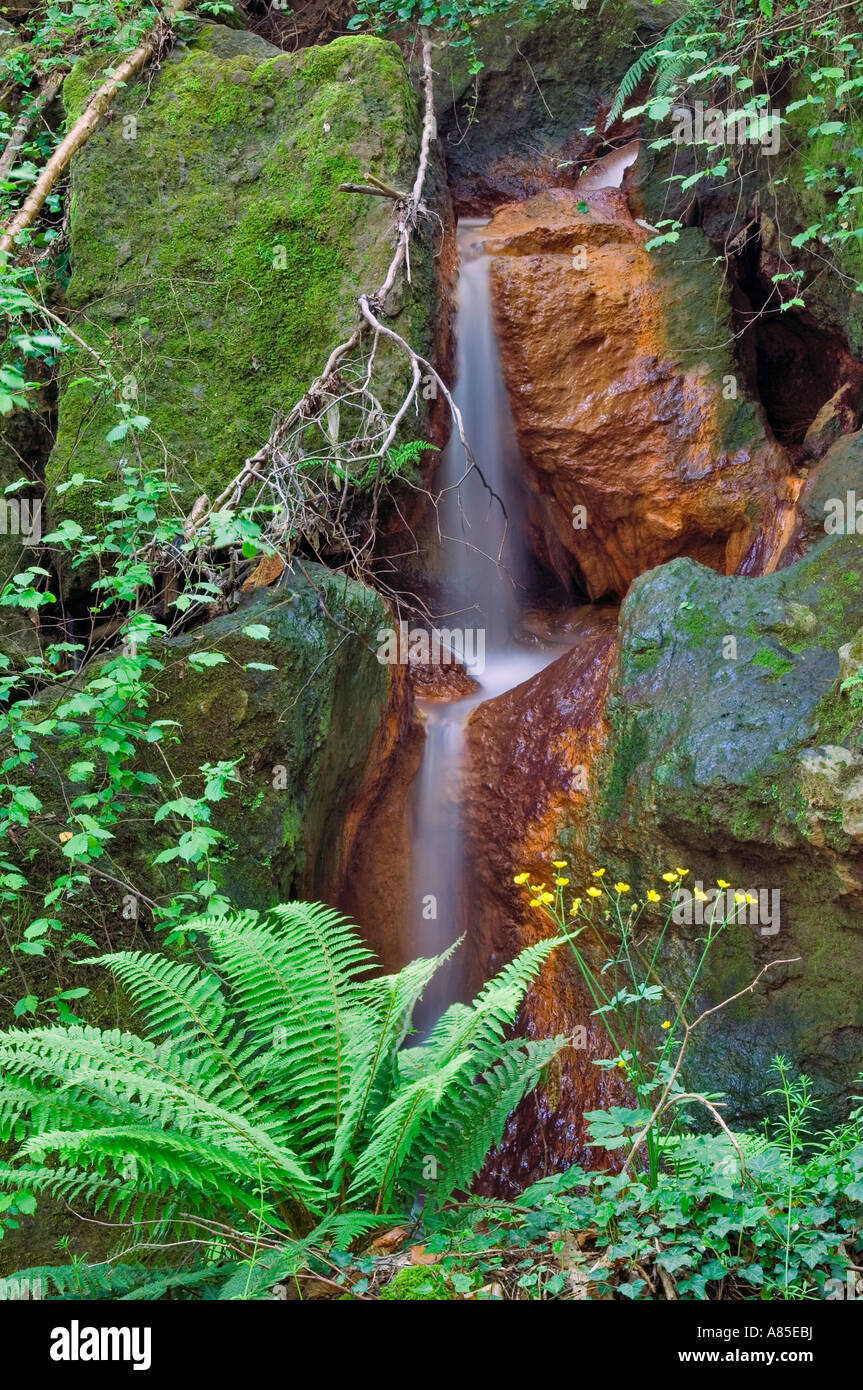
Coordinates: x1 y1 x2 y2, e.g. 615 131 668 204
555 876 570 886
553 860 567 869
717 879 730 889
734 892 745 904
513 872 530 885
694 889 708 902
587 886 602 898
529 899 540 908
745 893 757 905
570 898 582 914
646 889 661 903
660 1020 672 1030
540 891 554 904
675 867 689 876
662 871 678 882
592 867 606 878
614 882 631 893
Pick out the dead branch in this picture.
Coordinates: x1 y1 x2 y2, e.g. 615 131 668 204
338 182 402 200
622 956 801 1174
0 0 189 257
0 70 66 185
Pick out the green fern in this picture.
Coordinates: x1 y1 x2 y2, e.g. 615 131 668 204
605 12 700 128
0 903 564 1293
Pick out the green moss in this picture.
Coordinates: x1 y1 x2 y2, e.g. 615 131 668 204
654 227 763 453
776 103 863 355
378 1266 455 1300
48 25 440 539
751 648 794 677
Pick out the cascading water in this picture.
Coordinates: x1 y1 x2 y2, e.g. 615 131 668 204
410 222 568 1024
410 152 638 1026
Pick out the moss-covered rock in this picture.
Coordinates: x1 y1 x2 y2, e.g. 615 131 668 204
147 563 396 907
0 563 401 1036
47 24 448 538
800 428 863 538
566 534 863 1121
1 561 394 945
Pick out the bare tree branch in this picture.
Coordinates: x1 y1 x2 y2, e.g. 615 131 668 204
0 0 189 257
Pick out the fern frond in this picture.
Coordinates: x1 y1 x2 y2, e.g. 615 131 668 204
347 1053 472 1211
80 948 240 1080
606 13 696 127
417 937 560 1074
326 944 458 1190
0 901 564 1252
192 904 375 1154
411 1036 566 1209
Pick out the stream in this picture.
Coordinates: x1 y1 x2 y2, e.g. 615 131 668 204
410 147 639 1027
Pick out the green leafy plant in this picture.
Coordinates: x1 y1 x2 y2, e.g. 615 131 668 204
417 1069 863 1299
610 0 863 302
0 903 564 1288
513 862 784 1188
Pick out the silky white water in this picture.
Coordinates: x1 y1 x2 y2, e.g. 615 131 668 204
409 222 566 1023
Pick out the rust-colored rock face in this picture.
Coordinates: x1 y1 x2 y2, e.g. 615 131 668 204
462 610 624 1188
480 188 793 599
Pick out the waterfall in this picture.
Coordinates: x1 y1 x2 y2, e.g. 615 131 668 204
409 222 567 1026
409 139 641 1025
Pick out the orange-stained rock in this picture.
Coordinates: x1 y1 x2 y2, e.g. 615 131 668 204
479 189 794 599
411 661 481 701
462 609 626 1188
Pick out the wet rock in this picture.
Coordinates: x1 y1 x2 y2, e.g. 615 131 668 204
435 1 683 212
802 383 863 461
410 662 481 700
339 708 425 977
800 429 863 541
483 189 792 598
460 608 623 1185
565 535 863 1123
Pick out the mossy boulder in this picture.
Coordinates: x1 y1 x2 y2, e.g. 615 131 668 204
0 563 400 1035
146 563 396 907
567 534 863 1121
800 428 863 538
47 24 448 540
